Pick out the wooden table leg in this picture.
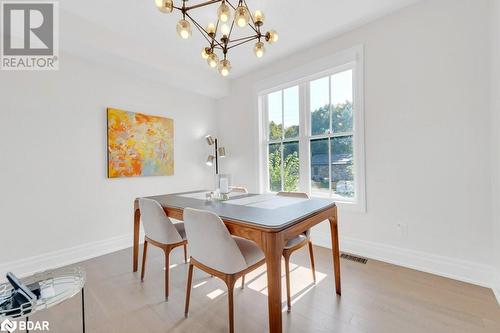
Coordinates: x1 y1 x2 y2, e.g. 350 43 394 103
133 199 140 272
263 232 284 333
329 206 341 295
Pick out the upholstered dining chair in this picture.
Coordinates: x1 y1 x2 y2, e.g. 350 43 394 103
183 208 266 333
277 191 316 312
229 186 248 193
138 198 188 300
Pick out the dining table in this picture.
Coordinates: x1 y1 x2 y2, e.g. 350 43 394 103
132 190 341 333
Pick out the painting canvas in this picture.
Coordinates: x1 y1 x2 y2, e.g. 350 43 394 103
107 108 174 178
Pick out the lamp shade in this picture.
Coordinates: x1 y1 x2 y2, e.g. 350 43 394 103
205 135 215 145
218 147 226 157
206 155 215 166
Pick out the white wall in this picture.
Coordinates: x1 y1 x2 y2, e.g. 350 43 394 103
490 0 500 299
216 0 495 286
0 53 217 276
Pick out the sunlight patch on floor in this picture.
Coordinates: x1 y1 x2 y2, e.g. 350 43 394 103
206 288 225 299
246 263 327 300
193 281 207 289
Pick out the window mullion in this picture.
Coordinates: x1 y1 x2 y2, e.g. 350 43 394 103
328 138 332 198
329 75 333 135
299 82 309 193
328 75 333 197
263 96 270 192
280 90 285 191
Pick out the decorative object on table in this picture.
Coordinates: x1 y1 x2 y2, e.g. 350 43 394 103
206 190 229 202
205 134 226 174
216 173 231 194
0 266 86 332
154 0 279 76
107 108 174 178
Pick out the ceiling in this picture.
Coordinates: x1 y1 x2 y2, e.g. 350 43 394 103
59 0 421 98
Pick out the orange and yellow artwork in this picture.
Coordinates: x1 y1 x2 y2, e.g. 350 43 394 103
107 108 174 178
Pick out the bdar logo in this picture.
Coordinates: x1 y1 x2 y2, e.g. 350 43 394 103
0 319 17 333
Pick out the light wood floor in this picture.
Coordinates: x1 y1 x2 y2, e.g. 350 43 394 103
24 245 500 333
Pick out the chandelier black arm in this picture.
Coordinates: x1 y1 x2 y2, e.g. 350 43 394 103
185 12 224 49
247 23 259 35
227 34 259 44
225 0 237 10
185 0 223 11
212 19 221 48
242 0 259 34
185 14 213 45
227 35 259 50
227 20 235 43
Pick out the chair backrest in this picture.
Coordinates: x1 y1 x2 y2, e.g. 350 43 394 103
138 198 183 245
183 208 248 274
277 192 311 237
277 191 310 199
230 186 248 194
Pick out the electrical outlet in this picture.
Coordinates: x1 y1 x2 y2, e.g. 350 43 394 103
396 223 408 237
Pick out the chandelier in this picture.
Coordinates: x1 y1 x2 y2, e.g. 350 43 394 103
155 0 279 76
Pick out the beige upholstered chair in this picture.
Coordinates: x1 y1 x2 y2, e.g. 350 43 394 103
139 198 187 300
183 208 265 333
229 186 248 193
278 192 316 312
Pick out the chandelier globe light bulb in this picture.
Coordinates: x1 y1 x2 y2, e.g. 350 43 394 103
176 19 192 39
155 0 173 13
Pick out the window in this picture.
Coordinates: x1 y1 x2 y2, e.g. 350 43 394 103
310 70 354 199
259 46 365 209
267 86 300 192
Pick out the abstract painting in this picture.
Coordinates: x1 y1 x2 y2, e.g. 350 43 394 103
107 108 174 178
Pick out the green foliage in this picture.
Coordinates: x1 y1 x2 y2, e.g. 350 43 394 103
269 121 282 140
267 101 353 193
311 105 330 135
268 145 299 192
333 101 353 133
310 101 353 135
285 125 299 138
268 145 282 192
283 152 300 191
269 122 299 140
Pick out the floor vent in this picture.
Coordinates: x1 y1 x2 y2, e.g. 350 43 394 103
341 253 368 264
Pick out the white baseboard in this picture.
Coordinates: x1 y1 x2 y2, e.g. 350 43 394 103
0 232 144 281
313 233 495 289
2 229 499 306
493 274 500 305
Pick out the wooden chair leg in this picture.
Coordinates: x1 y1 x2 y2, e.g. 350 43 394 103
185 263 194 317
284 253 292 313
241 275 245 289
141 239 148 282
308 241 317 283
227 278 236 333
164 248 171 301
183 244 188 263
